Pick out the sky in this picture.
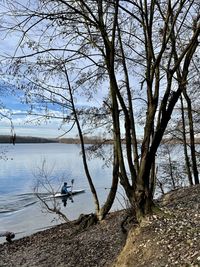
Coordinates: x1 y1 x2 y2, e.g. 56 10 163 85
0 79 108 138
0 1 143 139
0 92 71 138
0 2 63 138
0 2 104 139
0 73 107 139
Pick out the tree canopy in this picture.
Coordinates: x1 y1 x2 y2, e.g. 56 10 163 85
0 0 199 221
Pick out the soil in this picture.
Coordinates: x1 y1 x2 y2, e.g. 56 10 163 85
113 184 200 267
0 211 127 267
0 184 200 267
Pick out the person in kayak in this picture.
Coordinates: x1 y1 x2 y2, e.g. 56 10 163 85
61 182 71 195
61 182 74 206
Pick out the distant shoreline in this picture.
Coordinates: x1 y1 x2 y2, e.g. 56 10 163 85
0 135 57 144
0 135 199 145
0 135 113 144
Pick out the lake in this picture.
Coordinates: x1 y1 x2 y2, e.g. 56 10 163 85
0 143 124 243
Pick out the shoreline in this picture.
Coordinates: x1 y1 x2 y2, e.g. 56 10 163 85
0 210 126 267
0 185 200 266
1 135 199 145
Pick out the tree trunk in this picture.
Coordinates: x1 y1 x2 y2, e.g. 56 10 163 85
149 158 157 199
180 95 193 186
66 71 100 214
133 153 154 221
97 144 119 220
168 149 176 189
134 184 154 222
183 89 199 184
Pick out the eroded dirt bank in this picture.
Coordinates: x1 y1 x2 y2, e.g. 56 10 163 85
113 185 200 267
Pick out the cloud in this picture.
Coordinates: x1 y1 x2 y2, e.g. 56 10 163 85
0 115 78 138
0 101 78 138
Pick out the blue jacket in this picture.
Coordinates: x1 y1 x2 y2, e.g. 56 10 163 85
61 185 71 194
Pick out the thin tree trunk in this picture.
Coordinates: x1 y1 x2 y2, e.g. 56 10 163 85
97 144 119 220
183 89 199 184
180 95 193 186
149 159 157 199
66 70 100 214
168 148 176 189
117 23 139 176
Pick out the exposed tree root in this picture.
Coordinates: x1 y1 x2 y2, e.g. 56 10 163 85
120 207 138 234
74 213 98 230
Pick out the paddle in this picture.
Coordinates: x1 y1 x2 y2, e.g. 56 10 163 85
71 179 74 193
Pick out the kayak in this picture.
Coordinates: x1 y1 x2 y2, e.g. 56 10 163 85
53 189 85 198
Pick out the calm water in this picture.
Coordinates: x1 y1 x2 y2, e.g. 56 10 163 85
0 143 123 243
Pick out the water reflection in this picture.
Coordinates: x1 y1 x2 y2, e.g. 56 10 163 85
62 195 74 207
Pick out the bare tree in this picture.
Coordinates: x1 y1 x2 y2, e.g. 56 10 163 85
1 0 199 222
33 159 70 222
157 143 185 194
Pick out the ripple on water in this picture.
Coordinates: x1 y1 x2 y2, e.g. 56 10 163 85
0 193 39 216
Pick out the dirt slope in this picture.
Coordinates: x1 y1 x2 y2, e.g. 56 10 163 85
112 185 200 267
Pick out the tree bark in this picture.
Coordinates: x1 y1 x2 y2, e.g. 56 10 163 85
97 144 119 220
183 89 199 185
180 95 193 186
